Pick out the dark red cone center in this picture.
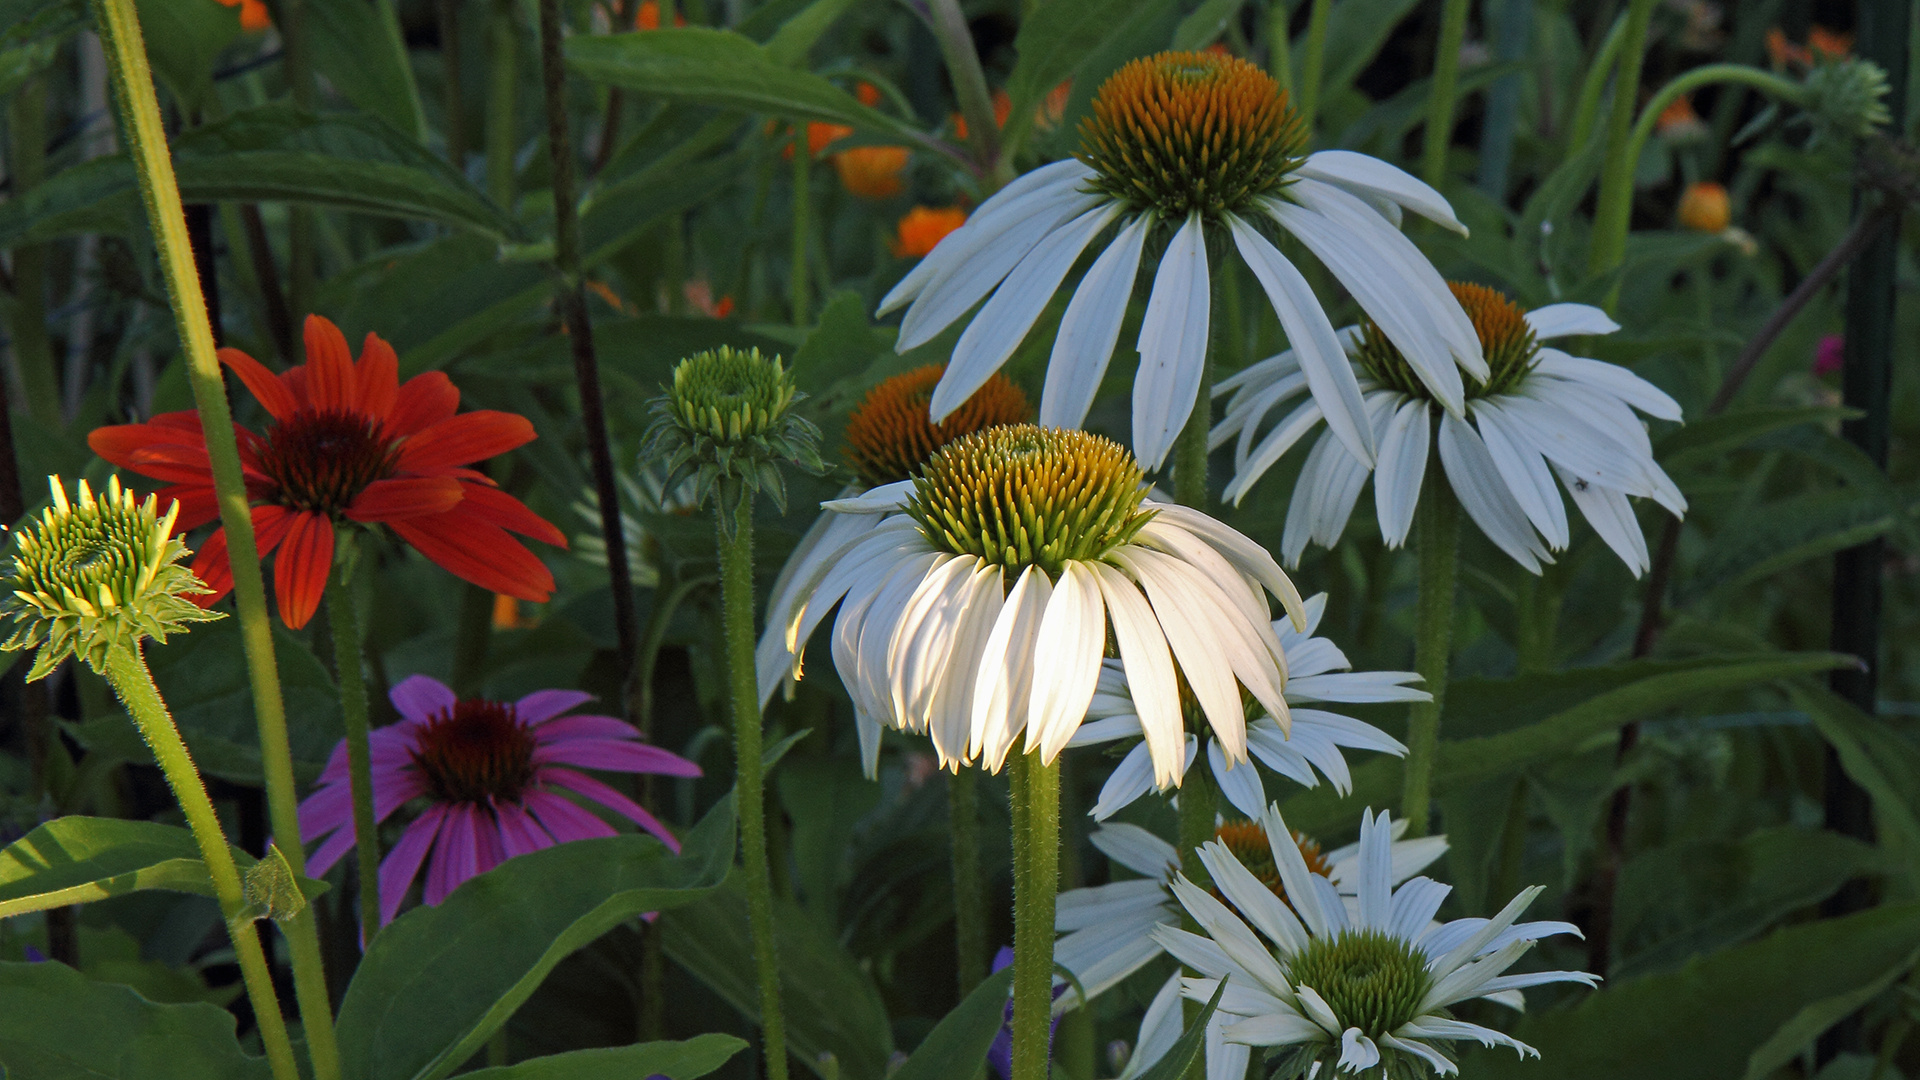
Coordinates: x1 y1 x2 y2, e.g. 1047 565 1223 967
258 408 399 516
411 699 538 804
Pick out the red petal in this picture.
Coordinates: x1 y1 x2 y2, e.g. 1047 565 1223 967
218 347 297 420
302 315 357 413
355 333 400 419
156 485 221 531
89 420 206 470
390 507 555 601
188 526 234 605
345 476 463 522
396 411 535 473
456 481 567 547
274 511 335 629
387 371 459 437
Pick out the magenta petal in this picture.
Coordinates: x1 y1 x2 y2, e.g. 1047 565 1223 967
315 729 416 785
471 808 507 876
541 767 681 853
515 688 595 724
298 768 429 847
389 674 457 724
533 715 642 743
531 739 702 777
525 790 617 843
424 803 480 906
494 801 556 859
379 805 448 926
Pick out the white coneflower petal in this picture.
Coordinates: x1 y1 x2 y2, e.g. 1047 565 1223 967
1089 562 1185 787
889 554 977 731
1148 503 1308 630
898 186 1102 350
1438 411 1552 571
1198 841 1311 955
1133 213 1212 470
926 563 1006 764
1534 349 1680 419
1523 302 1619 338
1557 463 1652 573
1295 150 1468 235
1471 400 1571 548
1120 977 1187 1080
1026 561 1109 760
1224 397 1323 506
878 159 1091 315
1108 547 1252 756
1209 739 1269 820
1041 214 1152 429
970 563 1052 766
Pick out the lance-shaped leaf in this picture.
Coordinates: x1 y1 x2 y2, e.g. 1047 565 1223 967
456 1034 748 1080
0 816 322 919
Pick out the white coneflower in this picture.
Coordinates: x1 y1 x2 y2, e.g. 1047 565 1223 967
1071 592 1422 821
1156 806 1596 1077
878 50 1484 471
764 424 1306 777
1215 285 1685 574
1054 817 1446 1018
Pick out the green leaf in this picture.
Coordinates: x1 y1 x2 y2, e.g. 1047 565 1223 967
1281 652 1854 835
1796 681 1920 855
762 0 865 67
304 0 426 140
1135 978 1226 1080
337 800 735 1080
457 1034 749 1080
1171 0 1245 51
889 967 1016 1080
1000 0 1177 156
134 0 238 115
0 817 215 917
1744 961 1913 1080
1467 902 1920 1080
1680 488 1901 602
659 874 896 1080
0 959 271 1079
0 154 141 248
1296 0 1422 105
1658 404 1860 468
566 29 930 146
777 756 880 924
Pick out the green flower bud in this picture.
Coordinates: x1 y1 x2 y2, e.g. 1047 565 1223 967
1803 58 1891 142
640 347 825 530
1 476 221 679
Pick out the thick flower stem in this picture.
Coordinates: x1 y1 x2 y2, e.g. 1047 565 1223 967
1175 763 1217 887
1010 749 1060 1080
1419 0 1472 187
1583 0 1659 284
324 544 383 941
1400 476 1458 837
949 767 987 995
102 643 301 1080
790 130 810 326
926 0 1001 175
717 491 788 1080
1173 347 1215 509
1296 0 1332 130
89 0 339 1074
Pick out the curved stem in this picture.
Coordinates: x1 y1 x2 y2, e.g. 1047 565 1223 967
1420 0 1473 187
1565 10 1628 155
324 541 382 940
104 643 301 1080
1399 471 1457 837
88 0 340 1072
1297 0 1332 131
926 0 1000 175
1591 64 1808 283
718 490 787 1080
949 767 987 996
1009 750 1060 1080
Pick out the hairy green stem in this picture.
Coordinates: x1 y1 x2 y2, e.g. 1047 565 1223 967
486 0 519 207
89 0 340 1072
949 767 987 996
1266 0 1292 94
1420 0 1473 186
325 543 382 941
7 77 60 427
790 129 810 326
1583 0 1658 284
719 491 787 1080
1296 0 1332 130
1175 763 1217 886
1173 343 1215 509
1400 473 1457 837
1009 750 1059 1080
1565 11 1628 154
104 643 301 1080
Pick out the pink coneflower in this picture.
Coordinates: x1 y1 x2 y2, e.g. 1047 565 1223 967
299 674 700 925
1815 333 1845 377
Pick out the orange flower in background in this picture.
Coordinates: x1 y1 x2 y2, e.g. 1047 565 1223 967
634 0 686 28
1656 94 1708 140
1677 181 1731 232
216 0 271 32
1809 26 1853 59
89 316 566 629
835 145 910 199
1768 25 1852 68
952 89 1013 140
682 279 735 318
855 81 882 107
781 121 852 159
892 205 967 258
1036 80 1072 131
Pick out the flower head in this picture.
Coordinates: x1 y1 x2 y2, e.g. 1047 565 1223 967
765 425 1306 778
1074 592 1421 820
2 475 221 679
1676 181 1731 232
892 206 969 258
641 346 825 524
89 315 565 628
299 674 701 925
1654 95 1709 141
1815 333 1845 376
782 121 851 159
215 0 271 31
880 51 1483 471
834 146 910 199
843 364 1031 488
1216 287 1685 575
1155 807 1596 1078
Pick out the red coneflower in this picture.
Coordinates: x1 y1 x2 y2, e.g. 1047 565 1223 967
89 315 565 629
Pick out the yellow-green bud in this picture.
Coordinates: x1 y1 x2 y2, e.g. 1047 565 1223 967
640 347 825 529
668 346 798 444
2 476 221 679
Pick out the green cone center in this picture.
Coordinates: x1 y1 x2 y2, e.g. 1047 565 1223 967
1287 929 1432 1038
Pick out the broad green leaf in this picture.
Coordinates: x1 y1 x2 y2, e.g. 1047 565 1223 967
1000 0 1177 156
889 967 1016 1080
1659 404 1860 468
1134 978 1225 1080
566 29 930 146
659 875 895 1080
763 0 865 67
1744 961 1913 1080
1281 652 1853 835
1468 902 1920 1080
1680 488 1901 602
337 800 735 1080
457 313 794 398
777 756 880 924
0 154 141 248
1797 681 1920 854
305 0 426 140
0 817 214 917
0 0 83 99
135 0 238 115
0 959 270 1079
458 1034 748 1080
1171 0 1245 51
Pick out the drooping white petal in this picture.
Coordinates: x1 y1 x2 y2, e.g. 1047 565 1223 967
1043 213 1152 428
1297 150 1468 235
1220 369 1308 461
1146 503 1309 630
1055 877 1171 932
1436 411 1551 572
876 159 1091 315
1532 347 1682 421
1228 214 1375 466
970 565 1053 769
1118 974 1187 1080
1205 1009 1253 1080
897 187 1104 350
783 516 925 656
1221 1011 1326 1047
1291 985 1345 1036
1398 1016 1540 1059
1136 519 1272 632
1026 561 1109 762
1133 213 1212 470
936 203 1123 423
886 554 978 729
1208 738 1269 822
1522 303 1618 340
1377 1033 1460 1075
1089 740 1167 820
1089 562 1186 787
1092 821 1183 878
1222 397 1323 505
1554 463 1651 575
859 551 952 727
1198 840 1309 955
1067 711 1143 748
1287 672 1427 705
1372 396 1430 547
819 480 916 513
758 497 885 704
924 561 1007 765
1303 428 1372 550
1470 401 1570 550
1339 1029 1383 1072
